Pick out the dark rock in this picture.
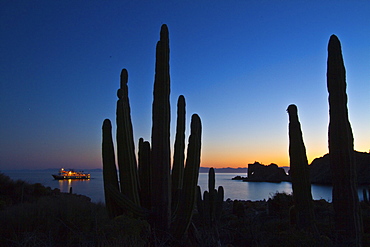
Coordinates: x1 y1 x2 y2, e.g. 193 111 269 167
245 162 290 182
310 151 370 184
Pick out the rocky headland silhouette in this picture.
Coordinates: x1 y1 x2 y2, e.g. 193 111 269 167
310 151 370 185
232 151 370 184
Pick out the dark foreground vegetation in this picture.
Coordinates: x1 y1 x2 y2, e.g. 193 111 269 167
2 172 370 247
0 172 150 246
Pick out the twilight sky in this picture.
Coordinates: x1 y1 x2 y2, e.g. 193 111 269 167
1 1 369 170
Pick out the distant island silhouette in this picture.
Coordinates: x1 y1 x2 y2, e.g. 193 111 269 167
231 162 290 182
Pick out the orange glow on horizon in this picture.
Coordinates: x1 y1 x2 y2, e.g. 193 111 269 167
200 146 330 169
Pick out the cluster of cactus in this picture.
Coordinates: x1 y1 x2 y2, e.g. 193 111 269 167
327 35 362 246
102 24 202 241
196 167 224 246
287 104 317 233
196 168 224 226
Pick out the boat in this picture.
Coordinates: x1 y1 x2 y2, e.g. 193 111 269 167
52 168 90 180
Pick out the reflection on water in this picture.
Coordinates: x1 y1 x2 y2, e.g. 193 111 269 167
58 179 91 194
198 174 294 201
198 173 370 202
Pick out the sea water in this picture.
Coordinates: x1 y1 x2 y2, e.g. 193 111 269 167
2 169 369 203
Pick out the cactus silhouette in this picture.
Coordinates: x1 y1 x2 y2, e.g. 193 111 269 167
102 119 122 218
287 104 317 233
197 168 224 226
138 137 151 210
327 35 362 246
151 24 171 232
116 68 140 207
102 24 202 242
196 167 224 245
171 114 202 240
171 95 186 213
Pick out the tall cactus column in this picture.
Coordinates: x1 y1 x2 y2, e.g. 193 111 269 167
287 104 317 233
171 95 186 212
102 119 122 218
327 35 362 246
138 138 151 210
151 24 171 233
116 69 140 206
171 114 202 240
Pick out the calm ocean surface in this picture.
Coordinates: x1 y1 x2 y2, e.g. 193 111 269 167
2 169 369 203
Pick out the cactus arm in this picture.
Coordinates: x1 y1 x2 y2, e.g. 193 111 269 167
171 114 202 240
208 168 216 225
102 119 123 218
138 138 151 210
327 35 362 245
215 186 224 222
208 167 215 192
196 185 204 222
116 69 140 206
171 95 186 212
203 191 211 225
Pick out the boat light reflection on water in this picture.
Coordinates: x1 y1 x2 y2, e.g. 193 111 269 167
58 178 91 194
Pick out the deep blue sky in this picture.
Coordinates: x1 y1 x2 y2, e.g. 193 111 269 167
1 1 369 170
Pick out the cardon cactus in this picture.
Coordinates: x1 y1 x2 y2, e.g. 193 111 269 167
171 95 186 213
196 167 224 246
151 24 171 232
197 168 224 226
102 119 122 219
287 104 317 233
171 114 202 240
102 24 202 242
327 35 362 246
138 137 151 210
116 68 140 207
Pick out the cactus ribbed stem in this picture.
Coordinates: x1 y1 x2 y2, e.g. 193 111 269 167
327 35 362 246
287 104 317 233
208 167 215 193
102 119 122 218
171 95 186 212
208 168 216 225
138 138 151 210
116 69 140 206
172 114 202 239
196 185 204 221
215 186 224 222
151 24 171 233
